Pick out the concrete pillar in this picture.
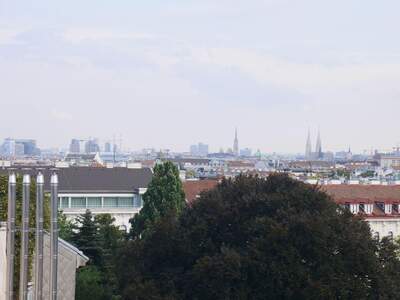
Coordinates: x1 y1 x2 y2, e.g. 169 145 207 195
0 222 7 299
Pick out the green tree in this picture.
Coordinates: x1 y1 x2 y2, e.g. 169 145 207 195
95 214 124 298
130 161 185 238
71 209 102 265
75 266 108 300
58 210 74 241
118 174 400 300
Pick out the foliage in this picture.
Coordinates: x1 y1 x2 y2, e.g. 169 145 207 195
71 210 102 265
329 168 351 179
75 266 108 300
130 161 186 238
118 174 400 300
69 210 124 299
360 170 376 178
58 210 74 241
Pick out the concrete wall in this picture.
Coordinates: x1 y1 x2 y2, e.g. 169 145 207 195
0 223 87 300
36 233 87 300
0 222 7 299
367 218 400 239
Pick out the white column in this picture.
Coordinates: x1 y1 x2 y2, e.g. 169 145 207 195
0 222 8 299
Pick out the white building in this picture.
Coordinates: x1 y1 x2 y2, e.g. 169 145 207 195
0 167 152 231
324 184 400 239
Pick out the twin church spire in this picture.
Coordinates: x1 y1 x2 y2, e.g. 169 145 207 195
305 129 323 160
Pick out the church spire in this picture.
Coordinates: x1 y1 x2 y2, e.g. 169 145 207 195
315 129 322 159
305 129 312 160
233 128 239 157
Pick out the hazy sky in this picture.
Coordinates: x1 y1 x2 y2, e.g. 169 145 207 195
1 0 400 153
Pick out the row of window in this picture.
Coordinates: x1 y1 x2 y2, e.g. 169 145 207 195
344 202 400 214
58 196 142 209
373 231 394 241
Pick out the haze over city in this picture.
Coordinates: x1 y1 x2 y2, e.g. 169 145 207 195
1 0 400 153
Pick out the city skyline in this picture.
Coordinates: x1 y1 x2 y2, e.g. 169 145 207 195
0 130 392 155
1 1 400 153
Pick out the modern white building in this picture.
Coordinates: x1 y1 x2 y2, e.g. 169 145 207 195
0 167 152 231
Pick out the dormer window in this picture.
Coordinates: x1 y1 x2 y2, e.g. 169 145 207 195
376 202 385 212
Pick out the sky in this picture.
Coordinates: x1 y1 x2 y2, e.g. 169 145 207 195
1 0 400 153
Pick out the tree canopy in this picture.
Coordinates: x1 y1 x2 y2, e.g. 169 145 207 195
117 174 400 300
130 161 186 238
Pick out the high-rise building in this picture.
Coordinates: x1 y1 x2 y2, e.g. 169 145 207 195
233 128 239 157
190 144 198 156
190 143 209 157
1 138 16 156
305 130 312 160
104 142 112 153
85 139 100 153
15 139 40 155
69 139 81 153
198 143 209 157
1 138 40 156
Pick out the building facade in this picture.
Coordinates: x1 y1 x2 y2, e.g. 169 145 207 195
0 167 152 231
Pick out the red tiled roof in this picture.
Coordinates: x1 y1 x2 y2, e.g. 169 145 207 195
183 180 400 218
183 180 219 203
323 185 400 203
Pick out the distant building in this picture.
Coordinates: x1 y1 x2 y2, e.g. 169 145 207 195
69 139 81 153
233 128 239 157
65 153 103 166
0 138 40 157
305 130 312 160
305 130 323 160
104 142 112 153
190 143 209 157
315 130 323 159
16 139 40 155
379 155 400 169
0 167 152 231
1 138 16 156
85 139 100 154
240 148 252 157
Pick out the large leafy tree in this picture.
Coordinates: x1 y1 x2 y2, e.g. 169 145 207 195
118 174 400 300
130 161 186 238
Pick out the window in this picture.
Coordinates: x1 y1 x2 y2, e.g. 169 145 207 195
373 232 380 241
134 195 142 208
359 203 365 213
104 197 118 208
393 203 399 213
118 197 134 207
71 197 86 208
376 202 385 212
388 231 394 241
87 197 102 208
59 197 69 209
344 202 350 210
